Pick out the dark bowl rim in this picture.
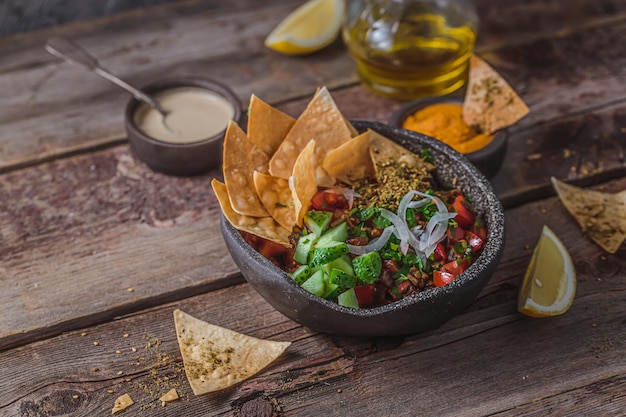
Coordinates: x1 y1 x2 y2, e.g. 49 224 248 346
124 76 243 149
222 120 505 318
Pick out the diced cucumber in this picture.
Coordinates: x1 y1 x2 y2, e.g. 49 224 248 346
329 268 357 288
338 288 359 309
289 264 312 285
301 269 325 297
352 251 382 284
294 232 318 265
323 274 343 301
304 210 333 236
309 242 349 269
316 222 349 247
327 254 354 275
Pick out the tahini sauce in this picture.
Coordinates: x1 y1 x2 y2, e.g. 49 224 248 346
134 87 235 144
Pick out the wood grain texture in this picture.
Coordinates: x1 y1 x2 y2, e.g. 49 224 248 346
1 0 626 173
1 178 624 415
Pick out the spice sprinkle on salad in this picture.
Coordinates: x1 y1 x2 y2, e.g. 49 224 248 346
212 87 487 309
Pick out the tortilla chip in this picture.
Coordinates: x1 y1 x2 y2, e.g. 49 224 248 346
463 55 530 134
322 130 376 184
112 394 133 414
253 171 296 230
212 178 291 246
247 94 296 157
223 121 270 217
368 129 435 178
551 177 626 253
269 86 353 179
173 309 291 395
291 140 319 226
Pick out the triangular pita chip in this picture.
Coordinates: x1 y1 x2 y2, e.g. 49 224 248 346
290 140 319 226
247 94 296 157
368 129 435 179
112 394 134 414
269 87 353 179
551 177 626 253
211 178 291 246
173 309 291 395
463 55 529 134
223 120 270 217
253 171 296 230
322 130 376 184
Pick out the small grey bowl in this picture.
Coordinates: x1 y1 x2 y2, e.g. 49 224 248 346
125 77 243 176
389 97 508 179
221 121 505 338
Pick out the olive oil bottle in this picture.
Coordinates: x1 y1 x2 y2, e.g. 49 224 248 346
342 0 478 100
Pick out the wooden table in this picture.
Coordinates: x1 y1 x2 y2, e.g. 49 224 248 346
1 1 625 415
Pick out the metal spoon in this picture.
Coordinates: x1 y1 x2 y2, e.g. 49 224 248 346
45 36 169 120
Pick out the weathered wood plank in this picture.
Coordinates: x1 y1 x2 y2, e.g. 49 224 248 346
1 178 624 415
0 146 242 350
1 0 626 172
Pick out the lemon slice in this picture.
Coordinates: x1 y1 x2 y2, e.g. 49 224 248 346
518 225 577 317
265 0 344 55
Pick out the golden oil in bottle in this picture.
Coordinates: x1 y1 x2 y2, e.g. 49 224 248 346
342 0 478 100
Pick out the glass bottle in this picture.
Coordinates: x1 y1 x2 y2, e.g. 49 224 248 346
342 0 478 100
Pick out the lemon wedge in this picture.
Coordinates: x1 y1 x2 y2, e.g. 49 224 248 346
518 225 577 317
265 0 345 55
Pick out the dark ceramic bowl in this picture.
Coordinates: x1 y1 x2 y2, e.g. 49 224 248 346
221 121 505 338
125 77 243 176
389 97 508 179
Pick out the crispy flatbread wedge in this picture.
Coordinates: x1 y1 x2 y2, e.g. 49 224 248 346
551 177 626 253
223 120 269 217
253 171 296 230
212 178 291 246
173 309 291 395
247 94 295 157
463 55 529 134
290 140 319 226
269 87 353 179
322 130 376 185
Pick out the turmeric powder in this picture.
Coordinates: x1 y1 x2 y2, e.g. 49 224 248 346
402 103 493 154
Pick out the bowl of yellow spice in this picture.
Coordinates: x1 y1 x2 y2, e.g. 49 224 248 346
390 97 508 179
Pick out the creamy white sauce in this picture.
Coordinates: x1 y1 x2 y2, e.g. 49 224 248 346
134 87 235 144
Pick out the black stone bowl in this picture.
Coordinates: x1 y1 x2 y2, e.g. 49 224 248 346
221 121 505 338
389 97 508 179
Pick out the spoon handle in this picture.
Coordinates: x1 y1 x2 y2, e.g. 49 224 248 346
45 37 167 114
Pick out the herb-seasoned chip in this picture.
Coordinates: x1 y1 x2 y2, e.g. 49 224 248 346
212 178 291 246
368 129 435 179
322 130 376 184
173 309 291 395
269 86 353 179
291 140 319 226
551 177 626 253
247 94 296 157
223 120 270 217
253 171 296 230
463 55 529 135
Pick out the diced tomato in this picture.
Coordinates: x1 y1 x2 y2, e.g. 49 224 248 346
465 231 484 253
447 225 466 242
310 189 349 211
471 217 487 242
258 240 288 259
452 195 475 229
433 242 446 261
354 284 376 306
433 270 456 287
441 258 468 276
